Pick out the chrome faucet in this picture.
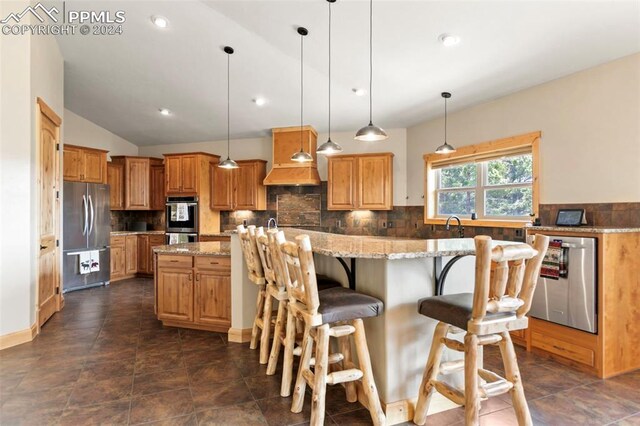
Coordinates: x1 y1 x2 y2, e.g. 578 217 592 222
445 215 464 238
267 217 277 230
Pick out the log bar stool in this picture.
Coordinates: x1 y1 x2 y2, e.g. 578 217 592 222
237 225 268 359
277 232 386 426
414 235 549 426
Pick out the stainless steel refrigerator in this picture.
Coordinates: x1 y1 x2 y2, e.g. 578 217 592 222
63 182 111 292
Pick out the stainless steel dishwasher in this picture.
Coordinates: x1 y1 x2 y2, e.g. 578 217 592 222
528 235 597 334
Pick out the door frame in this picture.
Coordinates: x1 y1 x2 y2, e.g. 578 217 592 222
36 97 63 333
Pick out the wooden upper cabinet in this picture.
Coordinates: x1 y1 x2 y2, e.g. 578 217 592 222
180 155 198 193
358 154 393 210
150 165 165 211
63 144 108 183
210 160 267 211
125 157 150 209
327 153 394 211
107 162 124 210
327 157 357 210
165 156 183 193
164 153 218 196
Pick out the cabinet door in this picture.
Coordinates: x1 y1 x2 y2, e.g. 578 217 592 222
125 235 138 274
358 155 393 210
195 271 231 326
327 157 357 210
234 163 258 210
210 163 233 210
150 166 165 210
107 162 124 210
110 245 125 279
148 235 165 274
165 157 182 194
63 146 82 181
157 268 194 322
83 150 105 183
138 235 149 274
125 158 150 209
181 155 198 193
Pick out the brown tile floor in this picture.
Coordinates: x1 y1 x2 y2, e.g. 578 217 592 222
1 278 639 425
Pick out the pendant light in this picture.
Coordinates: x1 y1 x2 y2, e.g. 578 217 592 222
355 0 387 142
435 92 456 154
219 46 239 169
317 0 343 156
291 27 314 163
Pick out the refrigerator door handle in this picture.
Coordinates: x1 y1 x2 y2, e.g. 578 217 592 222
82 195 88 236
88 195 95 235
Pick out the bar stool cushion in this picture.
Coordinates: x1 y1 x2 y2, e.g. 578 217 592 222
318 287 384 324
418 293 515 331
317 275 343 292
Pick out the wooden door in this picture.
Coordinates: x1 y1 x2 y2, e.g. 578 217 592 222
107 162 124 210
82 150 105 183
150 165 165 210
165 156 182 194
110 244 125 279
37 99 61 327
358 155 393 210
63 145 82 181
210 163 233 210
138 235 149 274
157 268 194 322
125 235 138 274
234 163 257 210
125 158 150 209
327 156 357 210
148 235 165 274
181 155 198 193
195 271 231 326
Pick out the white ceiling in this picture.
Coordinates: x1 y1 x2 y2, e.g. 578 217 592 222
56 0 640 146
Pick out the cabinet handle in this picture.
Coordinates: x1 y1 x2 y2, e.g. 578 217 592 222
188 273 192 281
169 259 179 262
196 273 200 281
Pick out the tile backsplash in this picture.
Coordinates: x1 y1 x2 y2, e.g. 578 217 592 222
110 210 165 231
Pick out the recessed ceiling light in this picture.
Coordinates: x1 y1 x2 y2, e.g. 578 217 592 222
158 108 171 116
439 33 460 47
352 88 367 96
253 97 267 107
151 15 169 28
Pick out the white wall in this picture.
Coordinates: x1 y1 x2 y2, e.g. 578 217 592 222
64 109 138 159
0 0 64 336
139 128 409 206
406 53 640 205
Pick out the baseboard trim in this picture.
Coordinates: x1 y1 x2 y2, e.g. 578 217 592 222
0 323 38 350
228 327 253 343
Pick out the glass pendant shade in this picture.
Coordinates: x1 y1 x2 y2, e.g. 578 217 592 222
355 121 387 142
317 138 343 155
291 149 314 162
435 142 456 154
218 157 239 169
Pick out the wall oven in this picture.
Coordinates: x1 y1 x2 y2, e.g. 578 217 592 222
166 196 198 233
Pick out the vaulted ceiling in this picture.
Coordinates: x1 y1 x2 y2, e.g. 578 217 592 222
56 0 640 146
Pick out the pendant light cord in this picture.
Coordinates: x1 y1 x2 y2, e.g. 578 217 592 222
328 2 332 140
369 0 373 124
300 30 304 152
444 96 447 144
227 51 231 158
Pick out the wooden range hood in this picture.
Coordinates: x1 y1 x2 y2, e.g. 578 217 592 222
263 126 321 186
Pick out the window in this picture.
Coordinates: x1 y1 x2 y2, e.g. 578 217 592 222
424 132 540 228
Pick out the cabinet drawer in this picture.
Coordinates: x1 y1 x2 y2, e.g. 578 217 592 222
158 255 193 268
195 256 230 271
111 236 125 247
531 331 595 366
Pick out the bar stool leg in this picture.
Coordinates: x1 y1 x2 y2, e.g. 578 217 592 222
310 324 330 425
260 292 273 364
414 321 449 425
250 285 266 350
267 299 287 375
338 334 358 403
498 331 532 426
464 333 480 426
352 319 386 426
280 307 296 396
292 323 313 413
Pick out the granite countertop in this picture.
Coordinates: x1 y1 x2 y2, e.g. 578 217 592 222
153 242 230 256
199 231 235 237
281 228 515 260
527 226 640 234
111 230 165 236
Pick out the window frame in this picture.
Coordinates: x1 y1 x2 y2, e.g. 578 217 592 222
424 131 541 229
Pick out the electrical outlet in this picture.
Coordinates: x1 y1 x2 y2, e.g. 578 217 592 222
430 224 435 232
388 221 393 229
515 228 524 237
382 222 387 228
337 219 342 228
242 219 248 226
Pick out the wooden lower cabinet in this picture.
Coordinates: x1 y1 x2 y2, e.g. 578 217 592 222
111 233 166 281
198 235 231 242
110 237 126 281
125 235 138 275
155 254 231 333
